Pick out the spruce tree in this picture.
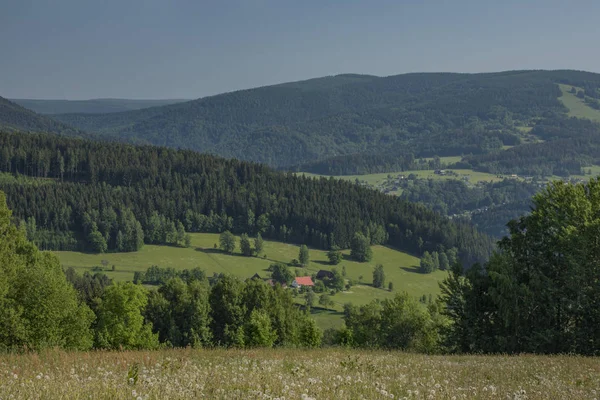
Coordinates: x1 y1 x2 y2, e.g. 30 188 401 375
254 234 264 256
240 233 253 256
299 244 310 266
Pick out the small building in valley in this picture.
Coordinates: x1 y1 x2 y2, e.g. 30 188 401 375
291 276 314 288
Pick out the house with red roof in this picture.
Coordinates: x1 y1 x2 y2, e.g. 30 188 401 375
291 276 314 288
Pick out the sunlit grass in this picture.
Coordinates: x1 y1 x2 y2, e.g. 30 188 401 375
1 348 598 399
558 84 600 122
55 233 444 330
300 168 505 186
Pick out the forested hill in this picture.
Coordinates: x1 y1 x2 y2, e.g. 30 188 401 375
0 96 84 136
47 70 600 169
0 130 494 266
11 98 189 115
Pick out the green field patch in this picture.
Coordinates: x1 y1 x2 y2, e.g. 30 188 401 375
516 125 533 133
302 168 505 186
558 84 600 122
424 155 463 164
55 233 444 329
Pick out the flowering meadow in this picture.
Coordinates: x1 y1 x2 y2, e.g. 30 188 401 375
1 348 599 399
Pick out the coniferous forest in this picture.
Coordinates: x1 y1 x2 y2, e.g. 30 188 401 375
0 130 494 266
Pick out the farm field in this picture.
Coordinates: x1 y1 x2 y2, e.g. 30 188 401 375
55 233 443 328
559 84 600 122
1 348 598 399
301 167 506 188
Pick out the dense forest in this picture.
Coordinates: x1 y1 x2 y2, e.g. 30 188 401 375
397 178 541 237
0 130 494 266
4 71 600 176
438 179 600 355
31 70 598 170
462 116 600 176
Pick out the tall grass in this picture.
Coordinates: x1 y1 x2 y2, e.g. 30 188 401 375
1 348 598 399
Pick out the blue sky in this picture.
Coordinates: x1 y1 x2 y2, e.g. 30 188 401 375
1 0 599 99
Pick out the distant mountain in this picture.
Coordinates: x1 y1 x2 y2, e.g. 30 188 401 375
10 98 189 115
47 70 600 170
0 96 83 136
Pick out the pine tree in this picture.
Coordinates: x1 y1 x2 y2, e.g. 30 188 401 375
254 234 264 256
350 232 373 262
432 251 440 271
176 221 186 246
420 251 435 273
439 252 450 270
327 246 343 265
240 233 253 256
299 245 310 266
373 264 386 288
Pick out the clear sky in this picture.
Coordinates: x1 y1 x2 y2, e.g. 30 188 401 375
2 0 599 100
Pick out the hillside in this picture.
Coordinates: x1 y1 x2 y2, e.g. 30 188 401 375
0 130 495 267
11 98 189 115
0 96 83 135
47 70 600 170
56 231 444 329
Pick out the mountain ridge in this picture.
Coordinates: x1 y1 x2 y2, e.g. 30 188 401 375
10 98 189 115
4 69 600 172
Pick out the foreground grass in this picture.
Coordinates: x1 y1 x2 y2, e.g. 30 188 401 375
1 348 599 399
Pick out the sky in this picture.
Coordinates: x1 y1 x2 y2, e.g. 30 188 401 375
1 0 599 100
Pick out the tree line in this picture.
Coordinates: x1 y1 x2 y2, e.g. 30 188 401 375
0 130 495 266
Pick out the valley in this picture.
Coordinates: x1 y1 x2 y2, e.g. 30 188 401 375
4 2 600 398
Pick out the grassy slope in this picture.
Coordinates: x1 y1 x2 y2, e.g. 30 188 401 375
55 232 444 328
300 168 505 187
1 348 598 399
558 84 600 122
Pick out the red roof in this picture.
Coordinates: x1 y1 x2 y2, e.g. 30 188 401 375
294 276 314 286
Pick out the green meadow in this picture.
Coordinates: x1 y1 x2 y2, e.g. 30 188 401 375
301 167 505 188
55 232 444 328
558 84 600 122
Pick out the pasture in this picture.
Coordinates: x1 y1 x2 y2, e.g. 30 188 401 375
300 168 506 192
55 233 444 328
559 84 600 122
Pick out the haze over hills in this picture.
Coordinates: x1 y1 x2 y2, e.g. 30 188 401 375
10 98 189 115
0 96 84 136
40 69 600 170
